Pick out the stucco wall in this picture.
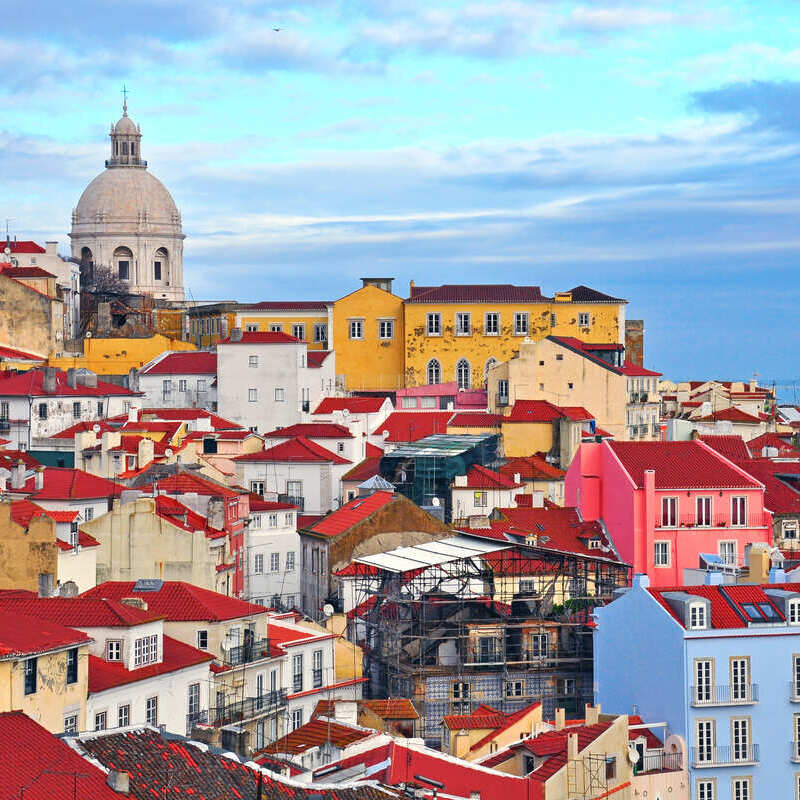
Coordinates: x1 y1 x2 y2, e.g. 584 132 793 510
0 503 59 593
0 273 61 356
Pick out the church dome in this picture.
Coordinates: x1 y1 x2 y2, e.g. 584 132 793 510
114 114 138 135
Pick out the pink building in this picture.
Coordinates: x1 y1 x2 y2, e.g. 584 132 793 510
395 380 487 410
566 440 771 586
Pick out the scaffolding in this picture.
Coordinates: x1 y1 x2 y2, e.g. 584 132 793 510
345 536 630 746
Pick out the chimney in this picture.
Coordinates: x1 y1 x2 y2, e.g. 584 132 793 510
230 328 243 342
584 703 600 726
513 472 521 484
66 368 77 389
34 466 44 491
127 404 139 423
45 241 58 256
454 474 467 488
43 366 57 394
749 543 770 584
119 489 142 506
567 732 579 762
11 460 26 490
750 378 757 391
128 367 139 393
120 597 147 611
516 493 533 508
137 436 154 467
106 770 130 794
705 571 723 585
554 707 565 731
409 279 415 293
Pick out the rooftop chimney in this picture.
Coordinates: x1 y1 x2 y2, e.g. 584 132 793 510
45 241 58 256
10 460 26 490
127 405 139 423
567 732 579 762
66 368 77 389
106 770 130 794
120 597 147 611
554 707 565 731
43 366 57 394
230 328 243 342
584 703 600 726
34 466 44 491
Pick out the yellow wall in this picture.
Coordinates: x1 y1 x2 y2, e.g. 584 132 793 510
187 311 237 348
0 645 89 734
333 285 405 391
501 421 555 458
0 504 59 594
402 297 625 389
50 334 196 375
236 311 331 350
326 613 364 682
449 703 543 760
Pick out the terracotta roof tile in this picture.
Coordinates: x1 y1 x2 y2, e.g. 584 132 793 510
258 718 374 756
8 467 122 500
695 407 764 423
342 456 382 482
448 412 502 428
458 464 522 489
264 422 353 439
407 284 546 303
140 351 216 375
505 400 566 423
235 436 351 464
0 612 89 656
0 596 160 627
498 455 565 481
698 435 752 462
307 350 333 368
373 411 452 442
243 300 331 310
304 491 396 537
219 331 301 344
0 367 137 397
314 396 389 414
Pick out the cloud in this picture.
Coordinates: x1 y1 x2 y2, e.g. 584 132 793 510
564 5 713 33
692 80 800 132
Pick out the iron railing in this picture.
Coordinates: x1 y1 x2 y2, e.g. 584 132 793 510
221 638 272 667
278 494 304 510
634 750 683 774
691 683 758 706
656 514 771 530
691 744 759 766
312 668 323 688
187 690 287 730
496 393 509 407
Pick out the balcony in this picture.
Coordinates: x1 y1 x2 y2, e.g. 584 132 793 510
691 744 759 767
634 750 683 774
465 645 586 667
788 682 800 702
278 494 304 511
791 741 800 762
221 638 272 667
188 690 288 730
655 514 772 530
691 683 759 706
312 668 323 688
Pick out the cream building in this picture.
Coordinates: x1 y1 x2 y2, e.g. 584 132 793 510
70 99 185 300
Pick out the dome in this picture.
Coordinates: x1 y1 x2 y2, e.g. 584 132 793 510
74 167 180 229
114 114 138 135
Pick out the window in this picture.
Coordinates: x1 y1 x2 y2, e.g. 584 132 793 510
69 522 78 548
250 481 265 496
0 401 7 421
421 395 436 408
38 402 47 420
197 379 207 393
293 653 303 692
568 382 573 390
313 323 327 343
550 312 557 327
696 780 715 800
269 323 282 332
427 359 441 385
133 634 159 667
286 552 295 571
378 319 394 339
731 777 751 800
731 496 747 526
790 600 800 625
292 324 306 340
696 496 712 527
94 712 107 731
484 312 499 335
197 630 208 649
688 603 707 629
271 594 281 609
285 513 293 526
455 312 471 336
654 541 669 567
719 541 737 566
255 720 265 750
188 683 200 718
732 717 750 761
248 388 258 403
71 401 81 420
271 552 280 571
498 378 509 401
519 579 537 593
558 677 575 696
153 260 162 280
695 659 712 704
474 491 488 508
106 640 121 661
695 719 714 763
287 480 302 498
274 388 285 402
529 633 548 659
178 379 187 392
84 507 94 522
661 497 678 527
504 680 523 698
145 696 158 726
268 513 278 528
349 319 364 340
578 312 590 327
784 520 799 540
97 401 103 416
513 312 529 335
118 260 129 280
292 708 303 730
254 554 264 574
24 658 36 694
64 714 78 734
451 681 471 713
456 358 471 390
249 355 259 368
730 658 750 702
426 312 441 336
313 649 323 687
66 647 78 684
604 756 616 780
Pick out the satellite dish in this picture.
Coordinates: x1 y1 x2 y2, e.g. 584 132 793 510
92 424 100 433
220 639 230 652
165 448 173 458
431 497 441 507
627 744 640 764
322 603 334 618
85 331 92 338
382 430 390 441
342 409 350 418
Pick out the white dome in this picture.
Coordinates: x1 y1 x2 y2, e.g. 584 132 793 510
74 167 180 229
114 114 138 135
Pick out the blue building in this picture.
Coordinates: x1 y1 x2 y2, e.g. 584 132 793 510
595 572 800 800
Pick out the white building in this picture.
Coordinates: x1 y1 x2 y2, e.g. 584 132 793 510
262 420 367 466
216 330 335 434
312 396 393 433
245 498 301 611
137 351 217 411
450 465 522 525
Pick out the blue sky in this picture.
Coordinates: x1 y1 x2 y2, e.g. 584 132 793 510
3 0 800 388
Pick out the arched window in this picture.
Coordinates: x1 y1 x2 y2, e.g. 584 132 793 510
153 247 168 282
113 246 133 281
484 357 498 387
80 247 93 267
427 359 441 385
456 358 471 390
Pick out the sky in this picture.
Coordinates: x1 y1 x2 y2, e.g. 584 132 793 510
2 0 800 390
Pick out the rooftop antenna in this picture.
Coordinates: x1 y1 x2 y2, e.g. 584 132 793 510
4 218 14 253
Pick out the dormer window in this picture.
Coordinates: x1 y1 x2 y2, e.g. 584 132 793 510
688 602 707 630
788 599 800 625
588 538 601 550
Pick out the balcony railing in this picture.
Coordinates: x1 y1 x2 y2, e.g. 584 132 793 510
691 683 759 706
788 682 800 702
655 514 771 530
691 744 759 767
312 668 323 688
790 741 800 762
496 393 509 407
278 494 304 511
221 638 272 667
188 690 288 730
465 646 586 666
634 751 683 774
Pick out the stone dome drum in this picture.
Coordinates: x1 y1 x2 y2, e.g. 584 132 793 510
69 102 185 301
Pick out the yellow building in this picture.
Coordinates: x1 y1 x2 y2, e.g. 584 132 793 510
235 301 333 351
333 279 405 392
184 302 239 348
402 283 627 389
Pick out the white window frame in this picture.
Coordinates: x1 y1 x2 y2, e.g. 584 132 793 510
286 551 295 571
274 388 285 402
454 312 471 336
513 312 529 336
731 776 751 800
248 388 258 403
349 318 364 340
731 496 747 527
578 312 590 327
719 540 737 566
106 640 122 661
654 540 670 567
292 323 306 340
254 553 264 574
696 496 712 527
688 602 707 630
661 496 678 527
378 319 395 340
248 355 259 368
270 552 280 572
426 312 441 336
695 719 715 763
484 312 499 336
790 600 800 625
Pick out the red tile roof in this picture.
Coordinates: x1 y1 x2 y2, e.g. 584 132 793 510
505 400 566 423
524 722 612 781
0 611 89 656
469 702 542 752
499 455 565 481
747 432 800 457
458 464 522 490
342 455 382 483
366 442 383 457
89 635 213 692
0 368 137 397
314 396 389 415
259 718 374 756
236 436 351 465
219 331 300 344
0 449 41 470
0 595 164 627
303 491 396 537
0 712 122 800
628 715 664 749
82 581 269 622
0 344 45 361
307 350 333 368
407 284 546 303
608 440 762 489
9 467 122 500
136 408 244 430
443 706 507 730
448 412 502 428
264 422 353 439
51 420 116 439
268 621 331 647
362 698 419 720
248 494 297 511
2 240 46 253
560 406 594 421
698 435 751 462
565 285 626 303
152 495 226 537
695 407 764 423
739 460 800 514
140 471 243 498
619 362 662 377
1 265 56 279
373 411 452 442
56 531 100 550
243 301 331 310
140 351 217 375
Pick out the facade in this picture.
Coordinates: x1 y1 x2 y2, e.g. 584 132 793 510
567 440 772 587
0 500 60 595
497 455 566 505
450 464 522 525
0 269 64 358
263 421 366 466
138 350 217 410
236 301 333 351
217 330 335 433
595 573 800 800
184 301 239 347
70 100 185 300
